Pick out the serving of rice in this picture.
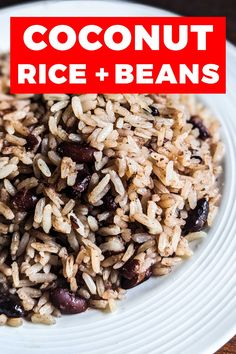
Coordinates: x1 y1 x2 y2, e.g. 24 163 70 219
0 54 224 326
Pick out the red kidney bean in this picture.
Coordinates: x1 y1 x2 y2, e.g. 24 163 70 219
0 299 24 318
12 188 38 212
0 287 24 318
73 169 91 193
188 116 211 140
57 142 96 163
120 258 152 289
120 258 140 279
65 167 91 199
102 193 117 211
50 288 88 314
183 198 209 235
150 105 160 116
25 134 39 151
64 186 81 200
120 267 152 289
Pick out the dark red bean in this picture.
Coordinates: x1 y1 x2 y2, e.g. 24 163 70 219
127 222 147 234
64 186 81 200
188 116 211 140
65 168 91 199
182 198 209 235
0 292 24 318
74 169 91 193
120 267 152 289
120 259 140 280
25 134 39 151
120 258 152 289
54 233 71 249
150 106 160 117
50 288 88 314
128 222 139 232
12 188 38 212
75 175 91 193
1 300 24 318
57 142 96 163
103 193 117 211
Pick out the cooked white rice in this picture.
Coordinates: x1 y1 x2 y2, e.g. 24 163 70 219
0 53 224 325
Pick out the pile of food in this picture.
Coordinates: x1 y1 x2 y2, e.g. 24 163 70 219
0 54 223 326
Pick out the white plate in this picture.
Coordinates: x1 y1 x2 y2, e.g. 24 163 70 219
1 1 236 353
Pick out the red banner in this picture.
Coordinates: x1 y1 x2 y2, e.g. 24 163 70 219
10 17 226 93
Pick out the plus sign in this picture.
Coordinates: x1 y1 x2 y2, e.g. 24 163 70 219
95 68 109 81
